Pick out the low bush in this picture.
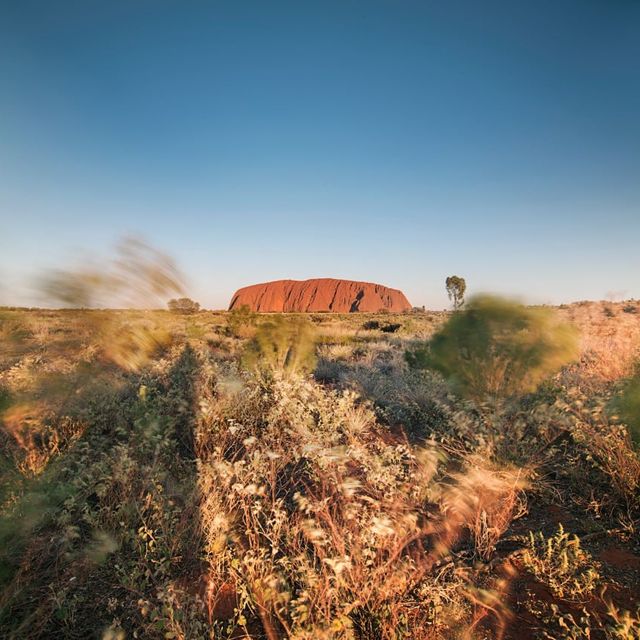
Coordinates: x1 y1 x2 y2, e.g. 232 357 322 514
103 324 174 372
241 316 317 378
227 304 256 338
406 295 579 401
612 372 640 448
522 525 600 601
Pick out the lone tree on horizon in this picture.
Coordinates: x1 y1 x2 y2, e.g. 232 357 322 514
168 297 200 314
446 275 466 310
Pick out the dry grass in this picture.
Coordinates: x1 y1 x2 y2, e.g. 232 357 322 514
0 302 638 639
195 371 526 638
559 300 640 384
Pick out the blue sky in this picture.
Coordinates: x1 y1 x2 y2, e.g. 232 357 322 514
1 0 639 309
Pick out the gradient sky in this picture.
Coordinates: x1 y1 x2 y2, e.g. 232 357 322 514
1 1 639 309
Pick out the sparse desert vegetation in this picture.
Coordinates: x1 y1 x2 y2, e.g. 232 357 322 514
0 300 639 639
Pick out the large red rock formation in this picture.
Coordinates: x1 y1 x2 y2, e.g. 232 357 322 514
228 278 412 313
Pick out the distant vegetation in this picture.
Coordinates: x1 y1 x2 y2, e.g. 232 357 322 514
167 297 200 314
445 275 466 310
362 319 402 333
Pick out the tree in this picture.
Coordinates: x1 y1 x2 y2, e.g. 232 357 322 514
445 276 466 310
406 295 578 401
167 297 200 314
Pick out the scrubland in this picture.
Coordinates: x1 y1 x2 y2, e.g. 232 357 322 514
0 300 639 639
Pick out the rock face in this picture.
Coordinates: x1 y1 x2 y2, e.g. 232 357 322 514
228 278 412 313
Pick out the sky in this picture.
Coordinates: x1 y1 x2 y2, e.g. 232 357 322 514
1 0 639 310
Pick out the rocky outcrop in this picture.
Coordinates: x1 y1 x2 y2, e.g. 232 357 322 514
228 278 412 313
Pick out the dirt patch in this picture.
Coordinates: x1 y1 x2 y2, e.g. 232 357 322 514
599 547 640 571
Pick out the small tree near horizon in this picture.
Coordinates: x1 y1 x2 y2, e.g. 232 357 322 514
446 276 466 310
167 297 200 314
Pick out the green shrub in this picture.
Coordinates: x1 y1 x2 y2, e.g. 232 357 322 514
103 324 174 372
242 316 317 377
406 295 578 401
0 387 11 416
227 304 256 337
522 525 600 600
613 372 640 448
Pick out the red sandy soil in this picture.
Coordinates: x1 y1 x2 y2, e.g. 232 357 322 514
228 278 412 313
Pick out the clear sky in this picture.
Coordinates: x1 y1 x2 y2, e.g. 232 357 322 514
1 1 639 309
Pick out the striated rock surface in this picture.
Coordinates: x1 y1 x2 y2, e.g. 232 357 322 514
228 278 412 313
